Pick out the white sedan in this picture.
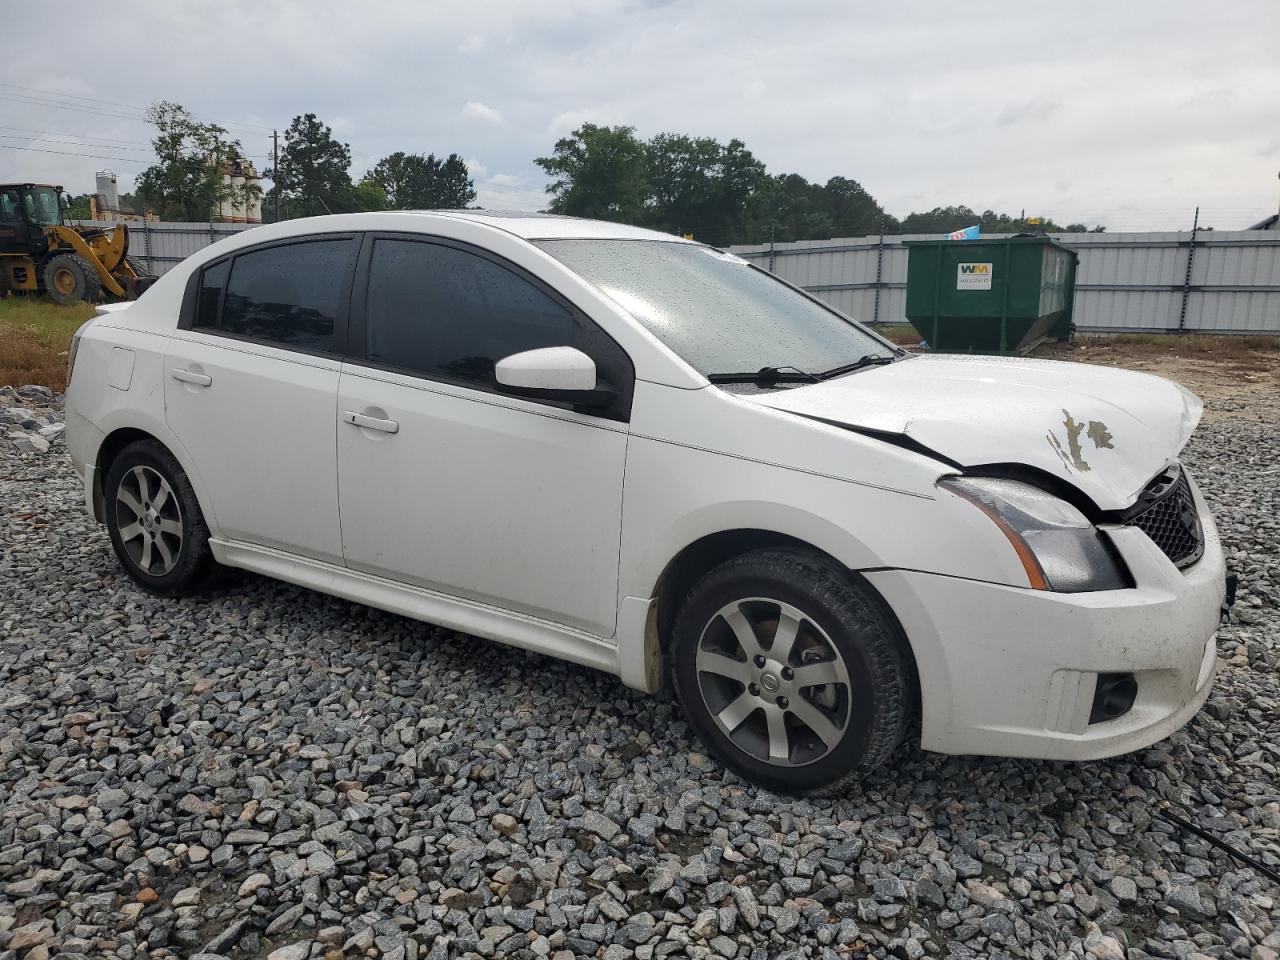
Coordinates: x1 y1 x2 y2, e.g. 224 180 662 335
64 211 1227 794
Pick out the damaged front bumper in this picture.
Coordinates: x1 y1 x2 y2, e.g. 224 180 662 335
864 474 1227 761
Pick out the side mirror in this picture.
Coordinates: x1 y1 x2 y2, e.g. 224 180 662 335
495 346 617 408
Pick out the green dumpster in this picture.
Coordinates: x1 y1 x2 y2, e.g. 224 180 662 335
903 236 1079 354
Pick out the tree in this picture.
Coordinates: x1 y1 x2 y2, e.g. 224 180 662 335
369 151 476 209
823 177 895 237
352 175 390 212
897 205 981 235
64 194 92 220
267 113 355 218
746 174 833 243
535 124 649 221
644 134 767 245
135 101 252 221
897 205 1103 235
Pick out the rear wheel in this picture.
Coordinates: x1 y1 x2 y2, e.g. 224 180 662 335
43 253 102 305
670 548 909 795
104 440 214 594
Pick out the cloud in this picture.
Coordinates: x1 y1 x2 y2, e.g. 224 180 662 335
464 157 488 179
4 0 1279 230
995 97 1061 128
475 182 547 212
459 101 507 126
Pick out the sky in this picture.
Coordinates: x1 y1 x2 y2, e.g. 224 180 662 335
4 0 1278 232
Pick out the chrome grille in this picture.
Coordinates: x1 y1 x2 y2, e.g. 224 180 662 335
1123 466 1203 568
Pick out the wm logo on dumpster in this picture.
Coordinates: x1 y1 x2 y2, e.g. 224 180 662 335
956 262 994 290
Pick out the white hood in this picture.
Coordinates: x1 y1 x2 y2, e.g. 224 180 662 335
748 354 1203 511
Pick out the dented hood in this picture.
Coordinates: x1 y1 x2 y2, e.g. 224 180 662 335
748 354 1203 510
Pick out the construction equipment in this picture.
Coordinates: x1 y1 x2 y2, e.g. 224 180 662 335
0 183 155 305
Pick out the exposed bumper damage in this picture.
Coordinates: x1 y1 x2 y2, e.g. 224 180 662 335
865 473 1226 760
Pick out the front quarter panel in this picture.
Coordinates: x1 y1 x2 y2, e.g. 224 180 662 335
619 381 1033 602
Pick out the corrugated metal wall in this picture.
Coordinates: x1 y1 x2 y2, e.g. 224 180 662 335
730 231 1280 334
82 220 257 276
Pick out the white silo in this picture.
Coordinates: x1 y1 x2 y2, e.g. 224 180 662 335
217 163 234 222
95 170 119 212
230 167 246 223
244 161 262 224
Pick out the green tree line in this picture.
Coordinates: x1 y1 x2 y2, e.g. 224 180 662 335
128 103 1102 240
129 103 475 223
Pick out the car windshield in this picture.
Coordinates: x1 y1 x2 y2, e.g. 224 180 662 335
23 187 62 226
535 239 894 378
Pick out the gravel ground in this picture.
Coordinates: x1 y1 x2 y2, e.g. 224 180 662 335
1 382 1277 960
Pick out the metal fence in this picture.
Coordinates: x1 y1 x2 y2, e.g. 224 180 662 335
80 220 258 277
729 230 1280 335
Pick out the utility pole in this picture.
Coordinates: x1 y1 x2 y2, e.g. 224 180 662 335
272 129 280 222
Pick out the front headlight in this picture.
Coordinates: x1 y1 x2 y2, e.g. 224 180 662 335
941 476 1130 593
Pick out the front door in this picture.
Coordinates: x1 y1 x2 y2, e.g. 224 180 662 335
336 235 632 637
165 235 359 564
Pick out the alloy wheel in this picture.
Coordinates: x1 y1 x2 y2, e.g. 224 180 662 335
695 597 852 766
114 465 183 576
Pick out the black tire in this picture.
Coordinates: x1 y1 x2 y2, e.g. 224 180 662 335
670 547 909 795
103 440 214 595
43 253 102 306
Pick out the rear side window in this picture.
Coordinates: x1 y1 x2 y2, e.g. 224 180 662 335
365 238 579 387
196 260 228 329
194 238 355 352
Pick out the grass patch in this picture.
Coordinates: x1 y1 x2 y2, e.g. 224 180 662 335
0 296 95 392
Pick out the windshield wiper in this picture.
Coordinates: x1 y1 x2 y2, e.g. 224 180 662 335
707 365 822 385
817 354 897 380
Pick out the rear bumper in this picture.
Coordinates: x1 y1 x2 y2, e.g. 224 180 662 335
65 407 104 522
866 480 1225 761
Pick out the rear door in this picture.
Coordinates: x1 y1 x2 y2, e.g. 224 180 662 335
164 235 358 564
335 234 633 636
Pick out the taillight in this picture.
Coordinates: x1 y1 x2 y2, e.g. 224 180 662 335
67 318 94 386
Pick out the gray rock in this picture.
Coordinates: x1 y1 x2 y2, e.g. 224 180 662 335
582 810 620 841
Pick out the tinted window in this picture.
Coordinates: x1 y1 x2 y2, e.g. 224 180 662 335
217 239 354 351
536 240 894 377
365 239 579 387
195 260 228 329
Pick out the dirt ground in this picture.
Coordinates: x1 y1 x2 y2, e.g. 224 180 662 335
1035 336 1280 416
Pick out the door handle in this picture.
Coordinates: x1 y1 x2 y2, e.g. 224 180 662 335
343 411 399 434
171 368 212 387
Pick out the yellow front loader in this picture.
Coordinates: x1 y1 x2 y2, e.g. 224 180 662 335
0 183 155 305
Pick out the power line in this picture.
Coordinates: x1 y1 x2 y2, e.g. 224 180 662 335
0 143 153 165
0 85 274 137
0 134 153 153
0 81 151 114
0 92 147 123
0 124 154 147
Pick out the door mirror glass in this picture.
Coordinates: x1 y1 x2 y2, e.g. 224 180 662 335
495 346 616 407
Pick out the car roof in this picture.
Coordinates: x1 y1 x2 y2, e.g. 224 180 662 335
401 209 695 243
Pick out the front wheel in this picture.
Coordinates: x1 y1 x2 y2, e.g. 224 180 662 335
43 253 102 305
670 548 910 795
103 440 214 594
